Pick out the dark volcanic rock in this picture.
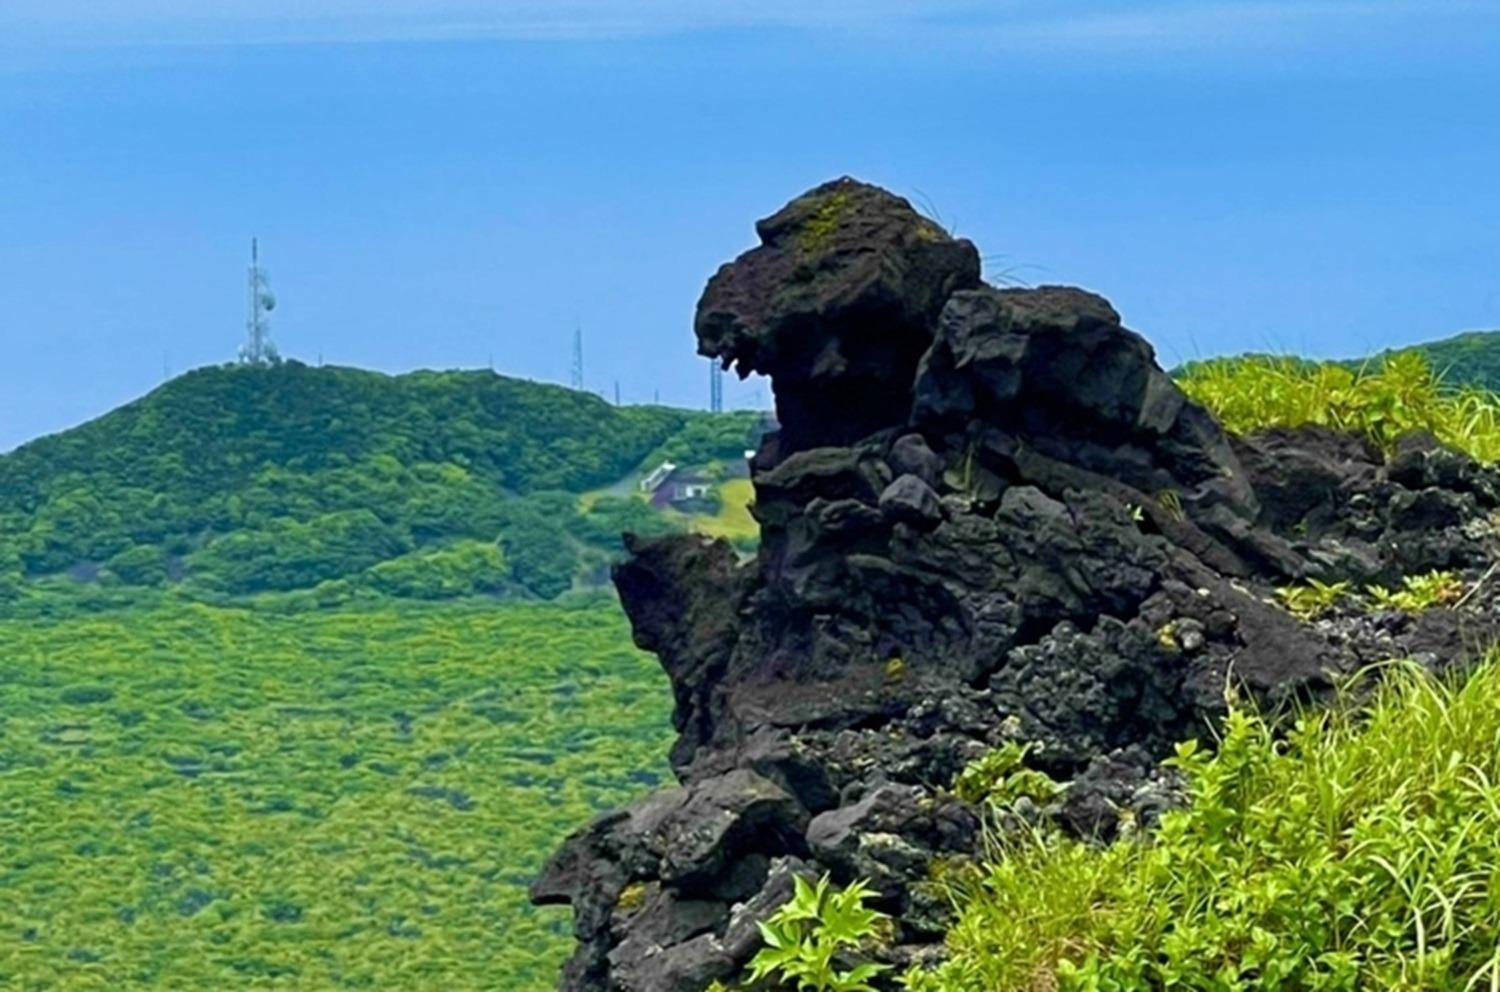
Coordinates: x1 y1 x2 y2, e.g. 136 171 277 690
697 177 981 450
535 179 1500 991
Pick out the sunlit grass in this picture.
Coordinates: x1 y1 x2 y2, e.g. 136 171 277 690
681 479 758 543
1177 351 1500 462
908 657 1500 991
0 600 672 990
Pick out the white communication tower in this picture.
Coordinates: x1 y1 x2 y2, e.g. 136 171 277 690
239 238 280 365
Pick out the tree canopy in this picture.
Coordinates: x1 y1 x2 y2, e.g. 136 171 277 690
0 362 764 607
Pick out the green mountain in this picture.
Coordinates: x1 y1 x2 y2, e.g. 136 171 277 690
1355 329 1500 389
0 361 761 610
1174 329 1500 390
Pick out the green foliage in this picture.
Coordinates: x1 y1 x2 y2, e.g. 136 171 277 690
1366 570 1465 613
0 598 673 990
0 363 760 605
906 657 1500 991
569 495 680 546
1274 578 1351 620
105 544 171 586
187 509 412 594
1177 351 1500 462
1276 572 1467 620
747 874 891 992
952 742 1060 808
365 540 508 599
494 495 583 600
645 411 765 467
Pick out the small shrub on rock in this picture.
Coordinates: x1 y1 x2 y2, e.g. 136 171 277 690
1366 569 1466 612
739 874 890 992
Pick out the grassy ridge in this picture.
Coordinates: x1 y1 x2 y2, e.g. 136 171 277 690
0 600 672 990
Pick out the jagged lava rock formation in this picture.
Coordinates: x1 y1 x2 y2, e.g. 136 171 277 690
532 178 1500 991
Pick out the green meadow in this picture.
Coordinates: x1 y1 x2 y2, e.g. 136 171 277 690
0 600 672 990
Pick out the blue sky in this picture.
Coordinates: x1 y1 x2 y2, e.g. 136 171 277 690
1 2 1498 452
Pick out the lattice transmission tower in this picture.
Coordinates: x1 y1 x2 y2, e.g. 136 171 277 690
709 359 724 413
239 239 280 365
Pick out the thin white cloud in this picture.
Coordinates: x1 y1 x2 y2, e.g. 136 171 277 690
991 1 1469 52
0 0 1488 50
0 0 987 46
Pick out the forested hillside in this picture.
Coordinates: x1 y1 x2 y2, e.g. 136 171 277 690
1360 328 1500 389
1173 328 1500 390
0 362 761 609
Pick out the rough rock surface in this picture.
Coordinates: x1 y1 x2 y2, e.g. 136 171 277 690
532 178 1500 990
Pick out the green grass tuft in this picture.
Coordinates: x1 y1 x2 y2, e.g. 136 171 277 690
1177 351 1500 462
907 656 1500 991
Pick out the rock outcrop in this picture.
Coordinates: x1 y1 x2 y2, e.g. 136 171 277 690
533 178 1500 990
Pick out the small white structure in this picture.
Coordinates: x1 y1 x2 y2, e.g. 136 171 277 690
673 479 713 502
640 461 678 495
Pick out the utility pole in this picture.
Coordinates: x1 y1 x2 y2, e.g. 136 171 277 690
614 380 621 406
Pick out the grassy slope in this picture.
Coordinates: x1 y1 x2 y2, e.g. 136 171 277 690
677 478 759 544
0 599 671 990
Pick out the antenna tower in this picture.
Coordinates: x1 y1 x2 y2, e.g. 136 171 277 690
709 359 724 413
570 324 585 391
239 238 280 365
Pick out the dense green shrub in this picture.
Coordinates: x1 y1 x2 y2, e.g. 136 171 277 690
105 544 171 586
907 658 1500 991
647 411 765 466
187 510 412 594
495 499 580 600
365 541 509 599
568 496 680 547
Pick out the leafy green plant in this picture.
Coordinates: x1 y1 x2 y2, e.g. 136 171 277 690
1273 578 1350 620
747 874 891 992
904 656 1500 991
952 741 1060 807
1366 569 1465 612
